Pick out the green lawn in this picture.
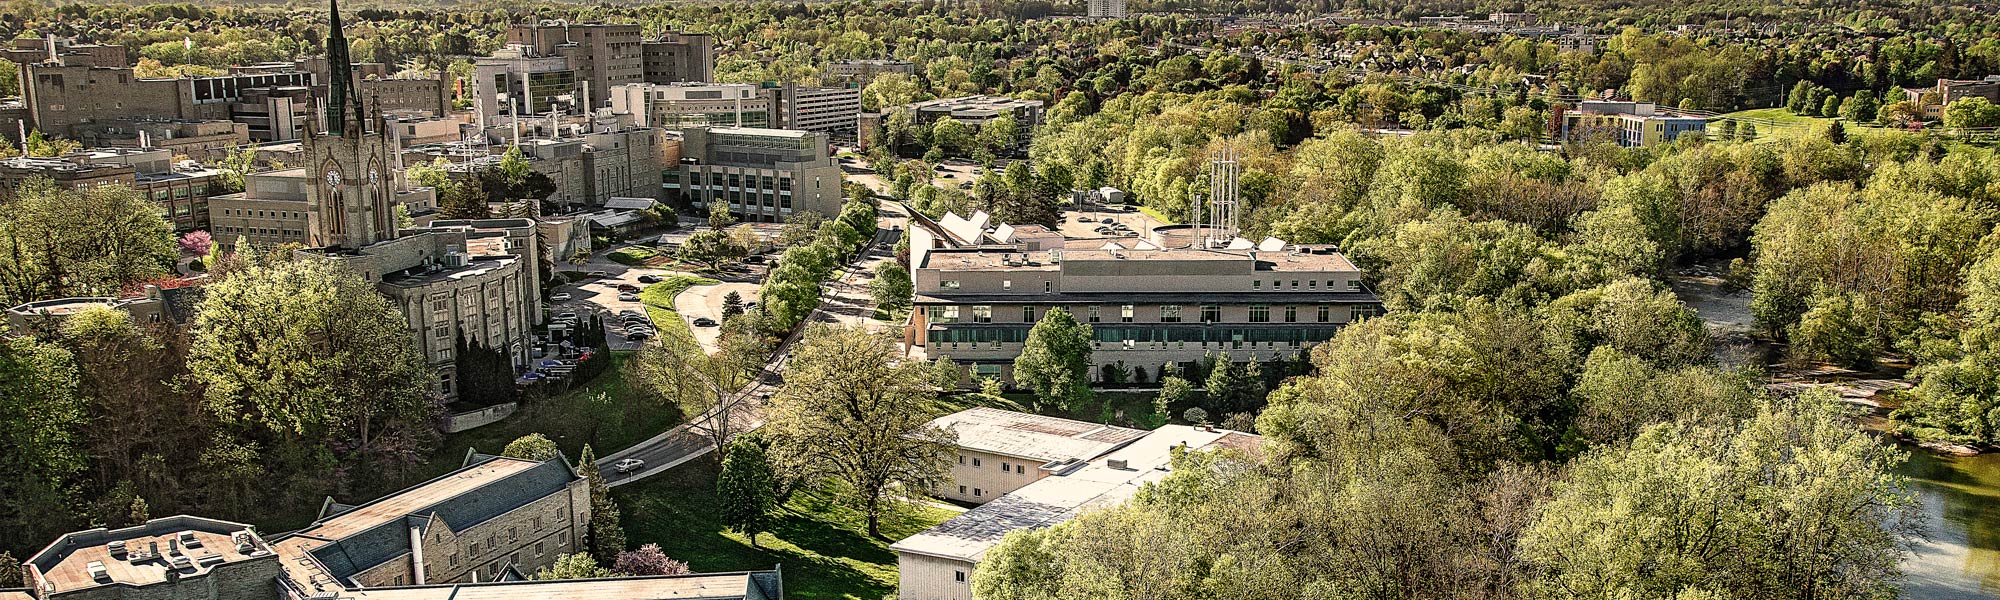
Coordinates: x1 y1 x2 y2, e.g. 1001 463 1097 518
616 461 960 600
436 351 680 475
608 247 661 266
1136 205 1176 225
639 275 720 347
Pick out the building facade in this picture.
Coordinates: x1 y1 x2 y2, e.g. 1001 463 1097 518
924 407 1145 504
666 126 844 222
503 21 644 111
905 211 1381 382
473 51 578 118
0 148 224 231
612 82 774 128
22 63 315 142
69 119 251 160
775 83 863 133
641 31 715 84
1555 100 1707 147
826 59 915 84
901 95 1045 149
0 36 127 68
1087 0 1127 18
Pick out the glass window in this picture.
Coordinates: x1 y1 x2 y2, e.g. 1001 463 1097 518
1120 305 1134 322
1347 279 1361 291
1023 306 1037 322
1002 280 1012 290
1202 305 1221 323
1317 304 1331 322
1087 305 1101 322
1249 305 1270 323
1160 305 1182 322
1252 280 1260 290
940 280 961 289
972 305 991 323
1285 306 1297 322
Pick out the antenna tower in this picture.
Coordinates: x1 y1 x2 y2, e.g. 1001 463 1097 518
1206 149 1240 247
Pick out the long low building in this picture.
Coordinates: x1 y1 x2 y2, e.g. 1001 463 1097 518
905 209 1383 383
927 407 1147 504
891 423 1259 600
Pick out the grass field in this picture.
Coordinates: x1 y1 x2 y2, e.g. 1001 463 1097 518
616 461 960 600
639 275 720 346
435 350 680 472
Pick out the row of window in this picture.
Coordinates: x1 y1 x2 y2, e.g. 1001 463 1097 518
926 326 1350 345
928 303 1355 324
216 225 299 238
940 278 1363 293
218 207 305 220
957 454 1031 474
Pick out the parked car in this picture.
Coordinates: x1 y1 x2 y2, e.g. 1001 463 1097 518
616 283 641 292
692 317 718 327
614 459 646 473
1100 217 1116 224
618 309 642 317
637 274 663 284
618 292 639 301
1076 216 1092 223
627 331 652 341
744 255 765 264
587 270 610 278
549 293 572 301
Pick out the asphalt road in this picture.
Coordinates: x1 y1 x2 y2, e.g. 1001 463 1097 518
596 217 904 486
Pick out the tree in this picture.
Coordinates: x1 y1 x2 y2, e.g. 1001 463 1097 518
1012 307 1094 411
179 230 214 256
716 437 777 548
1841 91 1880 123
0 178 177 306
1824 119 1847 145
1143 377 1194 428
187 259 433 450
0 551 19 588
721 290 745 319
455 335 517 406
0 335 86 550
766 324 955 537
1943 97 2000 129
534 553 613 580
436 176 490 219
577 445 626 563
612 543 690 576
1202 356 1264 415
678 230 745 272
501 433 562 462
870 262 913 312
628 323 766 462
1519 391 1917 600
708 202 737 231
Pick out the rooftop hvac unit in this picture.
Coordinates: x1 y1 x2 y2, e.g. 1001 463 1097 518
168 555 193 570
446 252 470 268
179 532 202 548
107 540 126 555
86 561 109 581
1107 459 1129 470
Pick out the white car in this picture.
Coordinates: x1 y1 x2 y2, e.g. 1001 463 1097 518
613 458 646 473
618 292 640 301
550 293 572 301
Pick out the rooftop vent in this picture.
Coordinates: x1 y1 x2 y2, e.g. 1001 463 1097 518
107 540 126 556
1107 459 1130 470
179 532 202 548
86 561 109 581
168 555 193 570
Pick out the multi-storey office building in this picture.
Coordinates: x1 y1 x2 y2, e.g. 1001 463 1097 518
70 119 251 160
1554 100 1707 147
0 148 224 231
503 21 644 111
21 63 316 142
0 36 127 68
905 211 1382 382
825 59 915 84
666 126 844 222
641 31 715 84
473 50 579 118
611 82 861 133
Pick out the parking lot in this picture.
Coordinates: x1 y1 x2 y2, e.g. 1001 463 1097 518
1058 205 1164 240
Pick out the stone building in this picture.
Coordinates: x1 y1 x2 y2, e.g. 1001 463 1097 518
503 21 644 111
0 148 225 231
69 119 251 160
0 36 127 68
904 210 1382 382
13 455 789 600
666 126 844 222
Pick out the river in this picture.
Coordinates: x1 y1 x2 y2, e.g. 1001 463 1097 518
1670 267 2000 598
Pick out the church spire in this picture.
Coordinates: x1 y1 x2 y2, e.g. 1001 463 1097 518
324 0 364 136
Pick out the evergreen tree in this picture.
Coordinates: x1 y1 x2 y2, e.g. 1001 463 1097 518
0 551 19 588
456 335 518 406
577 444 626 563
721 291 745 319
1824 120 1847 145
716 437 777 548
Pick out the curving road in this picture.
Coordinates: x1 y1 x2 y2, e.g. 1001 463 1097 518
596 203 906 486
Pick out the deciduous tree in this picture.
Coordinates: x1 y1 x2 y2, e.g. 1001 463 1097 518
1013 307 1093 411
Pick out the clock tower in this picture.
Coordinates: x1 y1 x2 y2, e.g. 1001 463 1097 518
304 0 397 250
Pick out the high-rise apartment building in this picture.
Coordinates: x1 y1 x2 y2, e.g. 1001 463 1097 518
1087 0 1127 19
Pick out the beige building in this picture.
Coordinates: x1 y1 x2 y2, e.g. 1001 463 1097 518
925 407 1145 504
641 31 715 84
502 22 644 112
0 36 126 68
891 423 1260 600
668 126 844 222
22 62 315 142
207 167 437 249
906 210 1381 383
70 119 251 161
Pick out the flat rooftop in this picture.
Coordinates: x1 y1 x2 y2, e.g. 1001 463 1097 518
931 407 1147 464
324 572 783 600
27 516 274 595
891 425 1258 563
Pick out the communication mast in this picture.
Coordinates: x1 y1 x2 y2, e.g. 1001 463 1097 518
1206 149 1240 247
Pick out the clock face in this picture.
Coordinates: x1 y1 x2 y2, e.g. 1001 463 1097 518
325 170 342 187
